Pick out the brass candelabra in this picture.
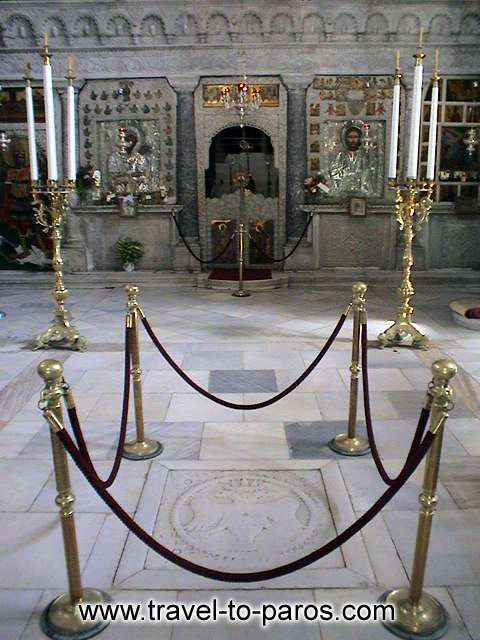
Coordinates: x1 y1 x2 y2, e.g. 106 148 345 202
377 178 434 349
31 179 86 351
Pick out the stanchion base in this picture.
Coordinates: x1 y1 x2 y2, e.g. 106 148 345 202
40 589 111 640
377 319 429 350
328 433 370 456
122 438 163 460
232 289 251 298
380 588 449 639
31 321 87 352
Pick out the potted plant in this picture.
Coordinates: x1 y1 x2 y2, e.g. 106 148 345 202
115 237 145 271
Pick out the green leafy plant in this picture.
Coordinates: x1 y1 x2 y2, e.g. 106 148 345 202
115 237 145 266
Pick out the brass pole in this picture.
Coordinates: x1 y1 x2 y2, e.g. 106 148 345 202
377 178 433 350
232 222 250 298
37 359 110 639
31 181 86 351
329 282 370 456
381 358 458 639
122 284 163 460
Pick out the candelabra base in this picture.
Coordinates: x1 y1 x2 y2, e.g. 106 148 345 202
122 438 163 460
328 433 370 456
31 320 86 351
377 319 429 350
380 588 449 639
232 289 251 298
40 589 111 640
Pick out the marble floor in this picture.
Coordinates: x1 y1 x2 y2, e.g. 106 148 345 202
0 279 479 639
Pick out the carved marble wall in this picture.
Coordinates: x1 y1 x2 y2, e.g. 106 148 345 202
0 1 479 272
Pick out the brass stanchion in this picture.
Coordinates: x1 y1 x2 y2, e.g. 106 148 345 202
38 359 110 639
329 282 370 456
381 358 458 639
232 221 250 298
122 284 163 460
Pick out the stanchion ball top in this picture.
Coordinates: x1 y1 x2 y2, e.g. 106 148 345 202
125 284 139 295
352 282 368 296
431 359 458 381
37 359 64 381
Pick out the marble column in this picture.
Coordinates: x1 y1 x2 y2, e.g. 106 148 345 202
283 75 311 238
170 77 200 238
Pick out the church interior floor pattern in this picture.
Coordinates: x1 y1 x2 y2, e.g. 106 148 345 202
0 281 479 639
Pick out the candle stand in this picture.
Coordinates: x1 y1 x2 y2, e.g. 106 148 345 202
31 180 86 351
377 178 433 349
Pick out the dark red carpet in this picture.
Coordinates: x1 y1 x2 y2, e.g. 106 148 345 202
209 268 272 281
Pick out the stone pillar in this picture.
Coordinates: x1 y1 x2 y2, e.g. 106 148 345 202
283 75 311 238
170 76 200 238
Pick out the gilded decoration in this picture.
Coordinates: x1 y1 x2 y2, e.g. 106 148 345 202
307 75 394 200
78 78 177 202
203 84 279 108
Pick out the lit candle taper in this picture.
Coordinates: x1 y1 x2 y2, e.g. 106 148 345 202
406 28 425 179
42 33 58 181
24 63 39 182
426 50 440 181
388 50 402 180
66 54 76 182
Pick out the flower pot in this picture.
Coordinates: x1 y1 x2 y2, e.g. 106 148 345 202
123 263 135 272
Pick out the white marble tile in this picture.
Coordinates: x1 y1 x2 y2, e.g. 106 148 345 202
244 350 304 370
30 458 149 514
339 458 457 512
0 458 51 511
143 369 209 393
0 512 105 588
243 393 321 422
447 418 480 456
0 420 43 458
275 368 346 393
165 393 243 422
449 586 480 640
338 368 415 391
182 351 244 370
200 422 289 460
384 509 480 585
86 393 171 422
0 589 43 640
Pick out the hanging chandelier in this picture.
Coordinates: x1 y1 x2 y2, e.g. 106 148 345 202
463 126 478 158
221 75 262 126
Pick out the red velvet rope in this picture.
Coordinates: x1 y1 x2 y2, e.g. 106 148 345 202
172 215 235 264
361 322 430 486
57 425 434 583
66 324 132 489
141 311 347 410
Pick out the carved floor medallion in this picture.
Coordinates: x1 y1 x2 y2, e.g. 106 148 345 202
115 462 375 589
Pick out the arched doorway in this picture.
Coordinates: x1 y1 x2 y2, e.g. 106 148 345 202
205 125 280 267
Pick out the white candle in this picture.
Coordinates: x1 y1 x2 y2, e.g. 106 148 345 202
42 35 58 181
66 55 76 181
388 50 401 180
24 65 39 181
426 50 440 181
406 30 424 179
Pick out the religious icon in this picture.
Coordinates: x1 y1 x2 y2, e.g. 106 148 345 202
327 121 378 198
